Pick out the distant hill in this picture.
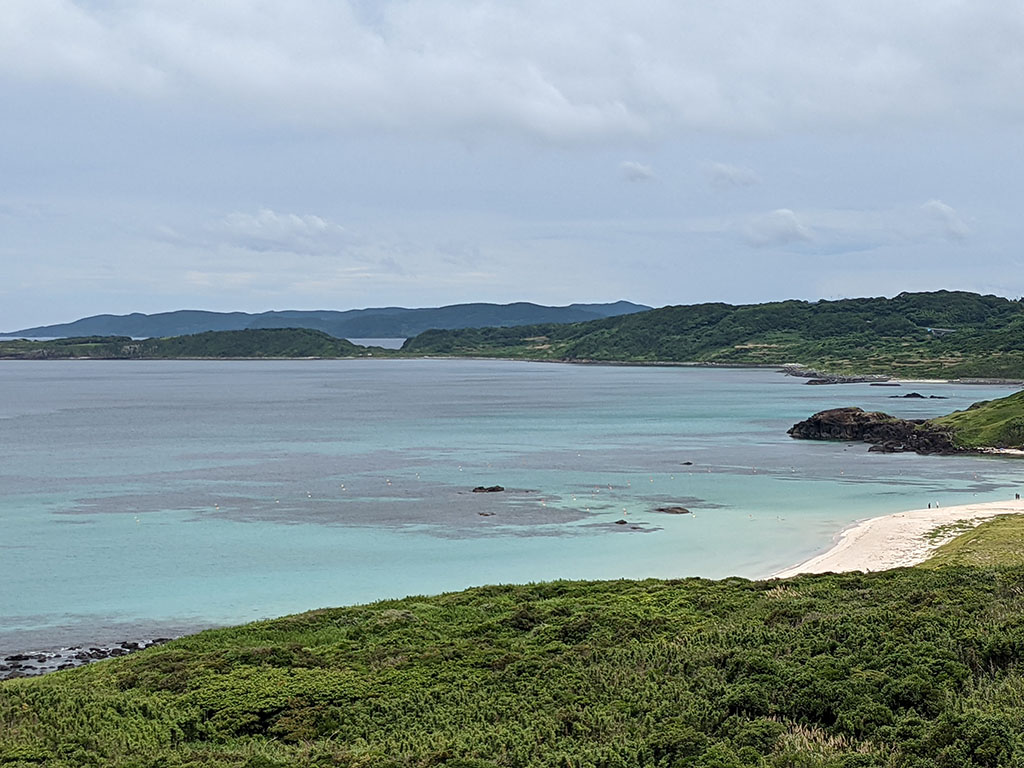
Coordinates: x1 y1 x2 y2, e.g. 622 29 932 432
0 328 378 360
403 290 1024 379
4 301 650 340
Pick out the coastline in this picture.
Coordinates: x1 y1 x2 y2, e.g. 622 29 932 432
773 497 1024 578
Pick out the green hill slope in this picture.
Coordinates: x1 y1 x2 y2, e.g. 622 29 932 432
403 290 1024 378
931 389 1024 448
0 328 378 360
4 569 1024 766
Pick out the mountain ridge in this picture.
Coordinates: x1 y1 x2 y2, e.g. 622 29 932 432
4 301 650 340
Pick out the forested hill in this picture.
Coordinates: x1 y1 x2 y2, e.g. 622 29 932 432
403 290 1024 378
4 301 649 339
0 328 378 360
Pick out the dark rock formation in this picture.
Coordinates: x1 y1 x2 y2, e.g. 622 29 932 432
788 407 959 455
2 637 172 681
889 392 948 399
656 506 692 514
783 366 891 385
472 485 504 493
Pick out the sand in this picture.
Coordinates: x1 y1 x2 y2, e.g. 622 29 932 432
773 498 1024 578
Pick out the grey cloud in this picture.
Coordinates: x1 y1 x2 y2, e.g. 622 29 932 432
620 161 654 182
704 161 761 188
744 209 813 247
921 199 970 240
3 1 1024 140
158 208 355 256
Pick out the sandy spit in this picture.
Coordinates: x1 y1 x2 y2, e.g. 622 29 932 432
773 498 1024 578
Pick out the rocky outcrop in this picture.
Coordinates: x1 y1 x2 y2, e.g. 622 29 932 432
788 407 959 455
472 485 504 493
1 638 172 680
782 366 892 385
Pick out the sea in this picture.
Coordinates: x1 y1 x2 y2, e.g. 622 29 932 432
1 359 1021 654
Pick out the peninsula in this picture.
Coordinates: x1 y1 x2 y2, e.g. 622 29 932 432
403 290 1024 379
788 388 1024 454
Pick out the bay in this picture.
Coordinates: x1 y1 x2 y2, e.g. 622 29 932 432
0 359 1020 653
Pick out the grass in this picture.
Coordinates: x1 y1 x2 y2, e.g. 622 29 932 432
930 390 1024 449
922 513 1024 568
923 519 980 543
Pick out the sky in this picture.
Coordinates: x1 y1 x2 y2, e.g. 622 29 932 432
2 1 1023 329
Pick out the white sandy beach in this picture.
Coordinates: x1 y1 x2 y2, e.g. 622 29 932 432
774 498 1024 578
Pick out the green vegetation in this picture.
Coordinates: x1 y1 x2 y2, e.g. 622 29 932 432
931 390 1024 448
8 292 1024 377
0 329 386 360
403 290 1024 378
5 567 1024 766
923 515 1024 568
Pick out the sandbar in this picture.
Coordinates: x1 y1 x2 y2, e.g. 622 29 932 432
773 497 1024 578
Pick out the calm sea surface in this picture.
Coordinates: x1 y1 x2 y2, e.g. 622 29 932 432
1 360 1021 653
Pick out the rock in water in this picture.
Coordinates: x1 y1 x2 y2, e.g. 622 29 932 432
788 407 958 455
472 485 505 493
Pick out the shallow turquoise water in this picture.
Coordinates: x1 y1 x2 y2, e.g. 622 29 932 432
1 359 1021 652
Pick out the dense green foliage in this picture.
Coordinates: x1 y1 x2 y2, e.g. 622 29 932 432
403 291 1024 378
5 567 1024 767
931 390 1024 448
0 329 382 360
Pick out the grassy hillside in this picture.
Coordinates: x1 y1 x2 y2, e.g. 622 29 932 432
403 290 1024 378
5 567 1024 767
922 514 1024 568
0 329 380 360
930 389 1024 448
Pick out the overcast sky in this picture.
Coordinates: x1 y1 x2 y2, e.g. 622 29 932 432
2 1 1023 329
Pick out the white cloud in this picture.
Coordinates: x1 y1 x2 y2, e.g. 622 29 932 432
3 1 1023 140
704 161 760 188
921 199 970 240
620 160 654 182
744 209 813 247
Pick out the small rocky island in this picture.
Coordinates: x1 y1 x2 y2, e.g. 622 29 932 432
788 407 959 454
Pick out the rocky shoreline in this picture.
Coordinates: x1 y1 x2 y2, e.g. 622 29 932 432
788 407 959 455
1 637 174 680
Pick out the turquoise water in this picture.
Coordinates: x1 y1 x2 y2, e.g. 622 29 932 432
1 360 1021 653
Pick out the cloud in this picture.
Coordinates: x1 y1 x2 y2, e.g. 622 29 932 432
157 208 355 256
3 1 1023 140
620 161 654 182
744 209 813 247
704 161 760 188
921 199 969 240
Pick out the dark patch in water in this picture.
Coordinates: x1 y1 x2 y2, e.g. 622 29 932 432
58 483 598 538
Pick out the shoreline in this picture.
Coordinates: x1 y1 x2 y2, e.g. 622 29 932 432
2 353 1023 385
8 498 1024 678
773 497 1024 578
